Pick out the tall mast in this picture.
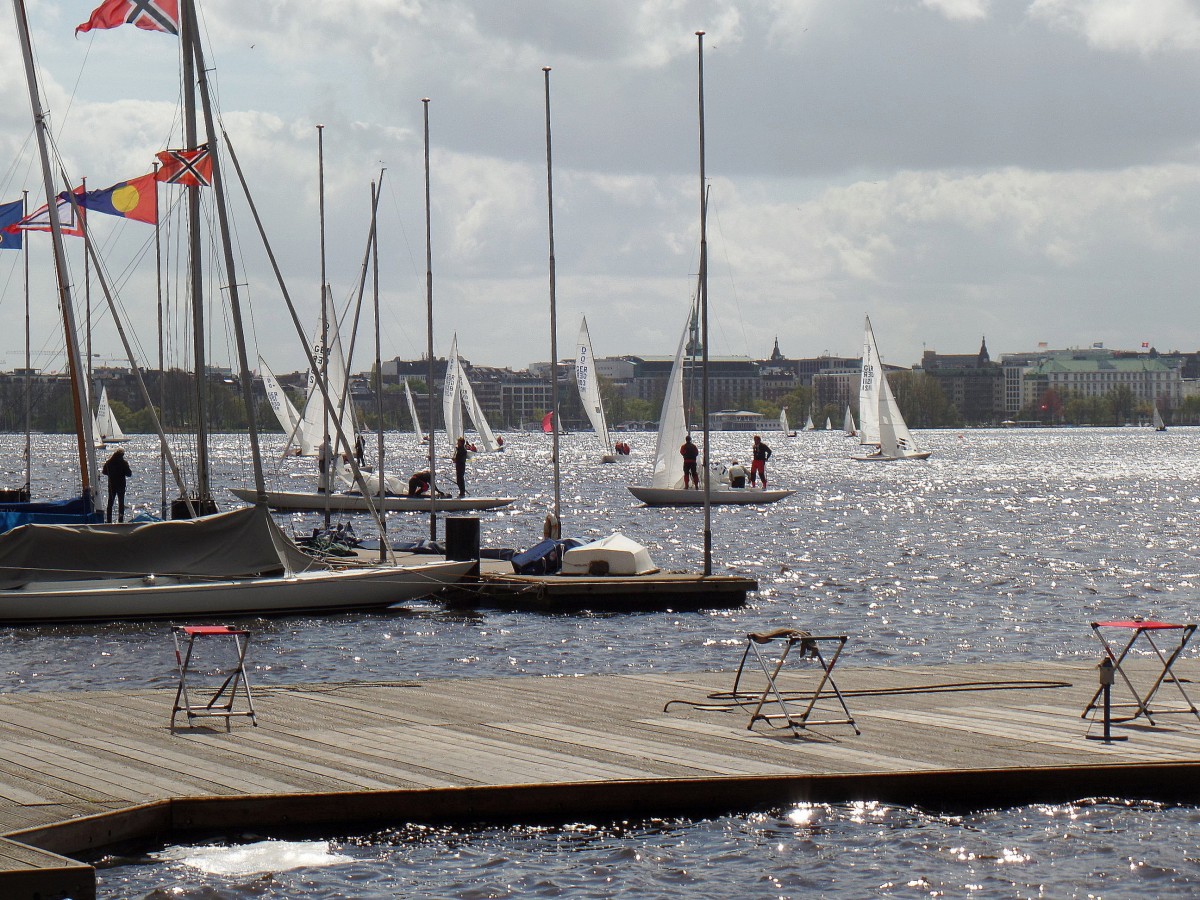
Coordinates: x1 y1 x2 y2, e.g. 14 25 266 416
543 66 562 529
154 161 166 518
696 31 712 576
180 0 209 505
186 0 265 503
21 190 30 495
423 98 437 542
317 124 332 528
12 0 99 501
372 179 387 562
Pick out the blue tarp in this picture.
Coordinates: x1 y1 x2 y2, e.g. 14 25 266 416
0 495 101 534
510 538 583 575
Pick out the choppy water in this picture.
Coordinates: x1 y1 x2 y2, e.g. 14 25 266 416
2 428 1199 896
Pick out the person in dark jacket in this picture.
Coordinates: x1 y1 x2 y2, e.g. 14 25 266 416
679 435 700 489
750 434 772 488
101 447 132 523
452 436 469 497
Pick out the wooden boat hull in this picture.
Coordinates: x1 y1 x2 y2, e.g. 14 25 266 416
627 485 795 506
0 559 474 622
230 488 516 512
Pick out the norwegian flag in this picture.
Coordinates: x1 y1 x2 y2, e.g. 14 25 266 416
155 145 213 187
1141 341 1150 349
76 0 179 36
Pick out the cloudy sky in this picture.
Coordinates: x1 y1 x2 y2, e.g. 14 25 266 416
3 0 1200 375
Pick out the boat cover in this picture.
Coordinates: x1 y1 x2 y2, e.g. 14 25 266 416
560 533 658 576
0 506 322 588
0 494 103 534
510 538 583 575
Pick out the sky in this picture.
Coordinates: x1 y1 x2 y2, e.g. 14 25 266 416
3 0 1200 375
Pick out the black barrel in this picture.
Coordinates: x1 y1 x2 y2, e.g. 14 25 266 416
444 517 481 562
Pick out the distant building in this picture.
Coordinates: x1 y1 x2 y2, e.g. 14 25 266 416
1021 356 1181 409
920 338 1005 424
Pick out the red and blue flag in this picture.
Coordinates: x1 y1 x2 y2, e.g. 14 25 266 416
64 174 157 224
76 0 179 36
0 200 22 250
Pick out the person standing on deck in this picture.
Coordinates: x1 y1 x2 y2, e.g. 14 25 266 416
680 434 700 489
101 448 132 523
749 434 772 488
452 436 469 498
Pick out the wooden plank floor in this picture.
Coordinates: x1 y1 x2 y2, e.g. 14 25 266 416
3 657 1200 862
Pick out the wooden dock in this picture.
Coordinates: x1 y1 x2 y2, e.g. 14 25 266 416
4 657 1200 898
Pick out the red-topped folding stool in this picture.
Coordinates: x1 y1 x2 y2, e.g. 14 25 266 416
171 625 258 731
1083 620 1199 726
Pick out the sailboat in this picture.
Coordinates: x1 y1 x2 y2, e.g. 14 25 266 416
444 334 501 452
824 416 832 430
576 316 616 462
628 315 794 506
259 358 301 448
843 406 857 437
853 316 931 461
803 412 815 431
404 378 428 444
779 407 797 437
94 385 127 445
1152 405 1166 432
2 0 475 618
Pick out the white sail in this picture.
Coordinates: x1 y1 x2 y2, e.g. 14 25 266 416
1153 405 1166 431
259 358 300 442
779 407 790 434
404 378 423 441
843 405 857 436
293 289 356 457
825 417 832 430
576 317 613 456
443 335 464 446
95 385 126 443
803 414 815 431
456 357 497 452
856 316 929 460
649 318 692 490
858 316 882 446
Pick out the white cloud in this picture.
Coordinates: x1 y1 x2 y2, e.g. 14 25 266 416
922 0 991 22
1028 0 1200 54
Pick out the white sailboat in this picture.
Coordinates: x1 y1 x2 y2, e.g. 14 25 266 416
287 289 358 457
853 316 931 461
404 378 427 444
843 405 857 437
779 407 797 437
443 335 500 453
576 316 616 463
824 416 832 430
259 358 301 447
627 316 794 506
1153 405 1166 432
803 412 815 431
94 385 127 444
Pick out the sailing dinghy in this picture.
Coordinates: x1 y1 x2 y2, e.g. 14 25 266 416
853 316 931 461
780 407 797 436
94 385 127 445
576 316 616 462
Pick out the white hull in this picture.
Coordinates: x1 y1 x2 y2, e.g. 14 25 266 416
852 451 932 462
0 559 474 622
230 487 515 512
628 485 795 506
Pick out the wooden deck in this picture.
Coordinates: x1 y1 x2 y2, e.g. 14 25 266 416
4 657 1200 898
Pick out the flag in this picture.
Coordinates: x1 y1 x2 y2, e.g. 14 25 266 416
63 173 157 224
1141 341 1150 349
8 192 84 237
155 145 212 187
1092 342 1104 349
0 200 22 251
76 0 179 35
1037 342 1048 349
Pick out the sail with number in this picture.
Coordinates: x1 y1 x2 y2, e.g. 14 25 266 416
858 316 882 447
854 316 930 461
260 359 300 446
291 289 357 456
576 316 614 459
443 335 464 446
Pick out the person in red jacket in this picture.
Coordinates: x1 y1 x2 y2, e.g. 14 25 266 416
749 434 772 488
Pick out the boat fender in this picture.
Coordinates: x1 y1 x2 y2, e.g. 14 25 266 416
543 512 561 540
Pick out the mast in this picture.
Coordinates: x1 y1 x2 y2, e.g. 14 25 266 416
180 0 210 506
696 31 712 576
543 66 562 528
422 98 437 542
186 0 266 503
372 179 386 562
21 190 30 495
12 0 99 502
317 124 333 528
154 161 166 518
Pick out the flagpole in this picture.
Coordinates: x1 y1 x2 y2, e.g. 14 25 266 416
83 175 92 411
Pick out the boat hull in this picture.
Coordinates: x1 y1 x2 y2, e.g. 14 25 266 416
627 485 795 506
852 451 933 461
0 559 474 622
230 488 516 512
